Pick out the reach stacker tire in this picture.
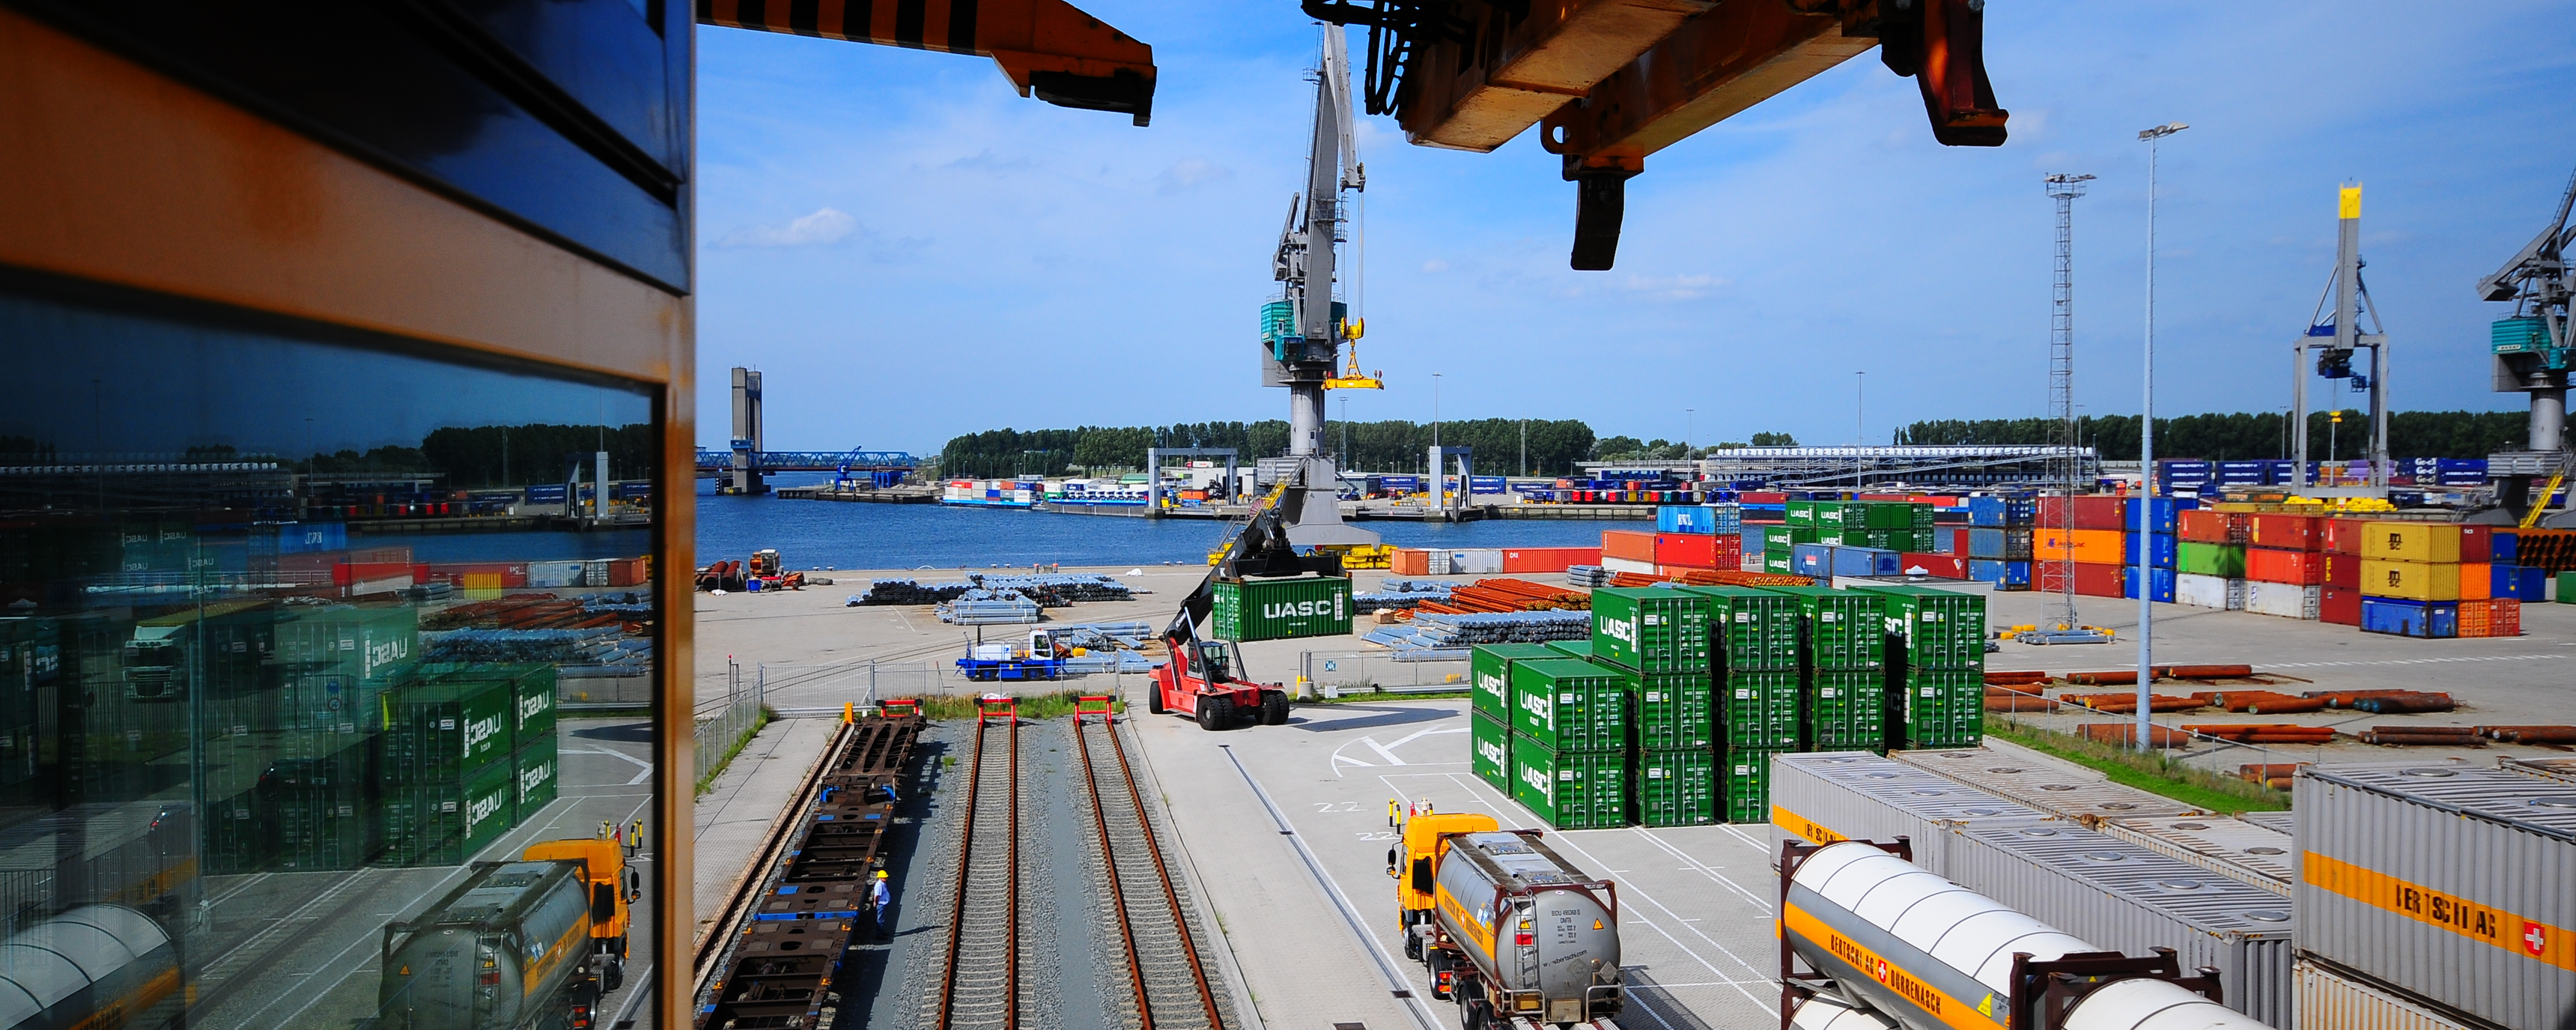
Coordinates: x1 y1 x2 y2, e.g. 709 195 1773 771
1195 694 1234 730
1147 686 1165 715
1260 690 1288 725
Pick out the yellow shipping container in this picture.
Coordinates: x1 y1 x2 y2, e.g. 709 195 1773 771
2360 558 2460 601
2035 528 2124 563
2357 521 2461 563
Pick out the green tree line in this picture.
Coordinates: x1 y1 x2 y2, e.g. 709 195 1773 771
1893 410 2530 461
418 424 656 486
939 418 1600 478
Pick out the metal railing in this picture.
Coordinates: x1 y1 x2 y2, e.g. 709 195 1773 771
695 660 769 789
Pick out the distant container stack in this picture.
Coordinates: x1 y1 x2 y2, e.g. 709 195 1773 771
1964 495 2035 590
1850 583 1984 749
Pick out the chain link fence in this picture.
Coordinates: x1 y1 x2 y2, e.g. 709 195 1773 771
695 660 767 791
1297 651 1471 699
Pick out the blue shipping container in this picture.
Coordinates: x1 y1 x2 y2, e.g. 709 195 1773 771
1657 504 1742 534
2496 564 2547 601
2123 497 2198 534
271 521 349 554
2123 533 2179 569
1965 496 2036 527
2121 566 2177 603
1789 543 1833 578
1379 475 1422 490
2360 597 2457 638
1967 559 2033 588
1832 547 1902 578
1740 526 1768 551
2493 531 2520 564
1967 527 2032 560
1469 476 1507 494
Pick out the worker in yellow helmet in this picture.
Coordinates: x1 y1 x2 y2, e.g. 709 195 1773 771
869 869 893 940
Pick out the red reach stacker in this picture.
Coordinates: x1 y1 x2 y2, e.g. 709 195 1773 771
1147 483 1340 730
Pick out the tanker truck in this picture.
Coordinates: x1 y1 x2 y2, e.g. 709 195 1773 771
378 836 640 1030
1388 809 1622 1030
1779 839 2274 1030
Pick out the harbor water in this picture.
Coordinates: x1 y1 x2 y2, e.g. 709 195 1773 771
697 473 1642 570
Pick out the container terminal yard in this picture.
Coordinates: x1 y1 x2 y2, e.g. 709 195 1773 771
10 4 2576 1030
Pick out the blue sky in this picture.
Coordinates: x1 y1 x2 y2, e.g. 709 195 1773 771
695 2 2576 457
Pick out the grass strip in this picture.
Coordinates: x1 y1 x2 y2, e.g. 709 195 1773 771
914 691 1126 721
1988 721 2290 813
694 706 774 798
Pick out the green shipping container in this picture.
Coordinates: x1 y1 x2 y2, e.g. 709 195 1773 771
1588 587 1710 674
1893 669 1983 749
1544 639 1595 660
1786 527 1823 545
1851 584 1987 671
1761 586 1885 671
381 677 515 782
1470 712 1511 794
1683 586 1801 672
1807 669 1885 750
1911 528 1938 552
1785 500 1818 527
1763 548 1795 575
266 733 384 871
419 662 559 743
1601 663 1713 751
2176 541 2248 579
1211 575 1353 641
1471 644 1563 723
1511 734 1629 830
1508 659 1629 753
1635 749 1716 827
2561 570 2574 604
384 756 516 866
273 604 421 689
515 733 559 814
1720 749 1779 824
1719 669 1800 749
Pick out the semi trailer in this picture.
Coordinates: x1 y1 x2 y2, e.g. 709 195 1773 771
1389 809 1622 1030
379 836 640 1030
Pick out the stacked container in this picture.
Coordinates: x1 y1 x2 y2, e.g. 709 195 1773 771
2175 508 2248 611
1684 585 1801 821
2121 497 2193 603
1470 643 1556 796
2357 522 2466 637
1766 751 2047 874
2245 513 2326 621
1586 588 1709 826
381 672 521 865
2297 763 2576 1030
1505 657 1631 829
2035 495 2128 598
1761 585 1885 751
1850 584 1985 749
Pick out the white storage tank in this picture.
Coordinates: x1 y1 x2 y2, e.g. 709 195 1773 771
2296 763 2576 1030
1941 822 2296 1027
1769 751 2053 875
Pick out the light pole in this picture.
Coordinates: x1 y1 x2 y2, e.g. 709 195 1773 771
1686 408 1695 455
1432 373 1442 447
2136 120 2187 751
1853 372 1865 489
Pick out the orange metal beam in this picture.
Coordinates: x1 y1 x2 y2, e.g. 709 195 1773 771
696 0 1156 125
1397 0 1718 152
1537 0 1873 167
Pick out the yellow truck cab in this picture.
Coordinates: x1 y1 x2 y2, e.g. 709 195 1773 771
1386 810 1498 960
522 837 644 991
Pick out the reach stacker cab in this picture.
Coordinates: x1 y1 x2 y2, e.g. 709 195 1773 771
1147 636 1288 730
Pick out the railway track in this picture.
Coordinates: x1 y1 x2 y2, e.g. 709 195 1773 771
936 712 1021 1030
1075 713 1229 1030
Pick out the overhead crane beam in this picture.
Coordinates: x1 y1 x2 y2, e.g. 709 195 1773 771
1309 0 2007 269
696 0 1156 125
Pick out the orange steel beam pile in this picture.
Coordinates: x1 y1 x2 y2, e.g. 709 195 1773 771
1310 0 2006 269
1414 578 1590 614
2057 693 2204 715
698 0 1157 124
1606 569 1811 588
2479 725 2576 744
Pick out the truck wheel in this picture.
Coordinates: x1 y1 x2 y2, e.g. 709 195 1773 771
1403 930 1422 961
1260 690 1289 725
1196 695 1232 731
602 960 624 993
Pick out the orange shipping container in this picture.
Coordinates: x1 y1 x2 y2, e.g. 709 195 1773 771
1389 548 1428 576
1601 530 1656 563
2244 547 2325 586
1501 547 1601 573
2458 562 2490 600
2034 529 2124 563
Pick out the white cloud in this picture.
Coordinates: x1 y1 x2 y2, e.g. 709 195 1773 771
716 207 860 248
1620 273 1731 300
1156 158 1234 195
1422 259 1449 273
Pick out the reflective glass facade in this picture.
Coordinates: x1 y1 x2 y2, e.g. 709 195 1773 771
0 283 664 1029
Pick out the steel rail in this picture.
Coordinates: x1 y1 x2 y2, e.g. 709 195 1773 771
937 715 1021 1030
1107 718 1225 1030
936 717 986 1030
691 719 856 994
1076 716 1157 1029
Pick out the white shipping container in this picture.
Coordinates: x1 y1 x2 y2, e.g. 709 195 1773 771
2296 957 2488 1030
1769 751 2051 875
1425 551 1452 575
1893 745 2208 820
2239 809 2296 835
1600 556 1656 575
528 560 586 588
2176 572 2246 610
2095 816 2295 896
2296 764 2576 1030
2499 755 2576 783
1446 549 1504 574
2244 580 2321 620
1941 822 2297 1028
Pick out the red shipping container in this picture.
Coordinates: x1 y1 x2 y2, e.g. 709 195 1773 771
2319 586 2362 626
1858 493 1911 502
2493 598 2521 636
2318 517 2365 554
2037 560 2125 597
1389 549 1428 576
2175 509 2238 544
1602 530 1656 563
332 561 413 586
2248 513 2322 551
2038 495 2128 530
2459 525 2493 563
2319 552 2361 590
2244 547 2325 585
1502 547 1602 573
1653 533 1739 570
1740 492 1788 504
1899 553 1968 579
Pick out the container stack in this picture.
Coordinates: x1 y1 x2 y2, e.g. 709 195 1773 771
1648 503 1744 576
1761 585 1886 752
2035 495 2127 598
2296 763 2574 1030
2240 512 2326 621
1964 495 2035 590
1467 643 1561 797
2174 508 2248 611
1851 584 1986 749
1683 585 1801 821
1586 587 1709 827
1504 656 1633 829
2356 521 2477 638
2121 497 2193 603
